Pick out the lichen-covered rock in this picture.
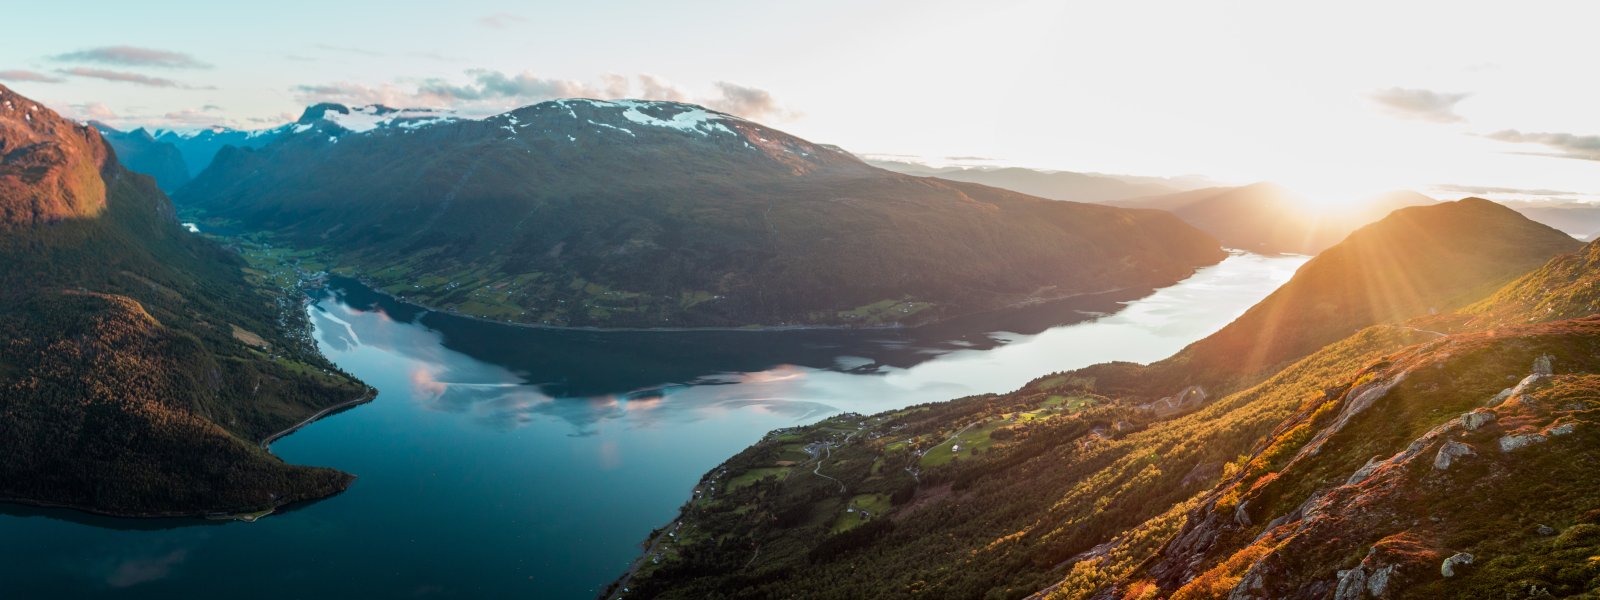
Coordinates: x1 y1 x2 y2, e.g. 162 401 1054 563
1461 409 1496 430
1365 564 1396 597
1333 568 1366 600
1347 455 1383 485
1549 422 1577 436
1498 432 1548 452
1487 387 1513 406
1433 441 1476 470
1440 552 1474 577
1532 354 1554 376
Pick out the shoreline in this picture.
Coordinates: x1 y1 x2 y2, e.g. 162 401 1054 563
336 271 1145 334
259 387 377 450
0 388 376 522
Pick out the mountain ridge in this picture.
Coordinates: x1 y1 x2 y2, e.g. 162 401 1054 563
177 98 1227 328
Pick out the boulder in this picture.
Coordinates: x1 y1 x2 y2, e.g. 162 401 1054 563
1433 441 1476 470
1550 422 1577 436
1499 433 1548 452
1532 354 1554 376
1441 552 1474 577
1461 410 1496 431
1333 568 1367 600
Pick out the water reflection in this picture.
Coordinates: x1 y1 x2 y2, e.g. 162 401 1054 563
308 251 1305 434
0 252 1305 599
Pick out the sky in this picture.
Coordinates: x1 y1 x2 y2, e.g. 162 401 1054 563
2 0 1597 205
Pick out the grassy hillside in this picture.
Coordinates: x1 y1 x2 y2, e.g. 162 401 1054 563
610 201 1599 599
0 84 368 517
177 99 1225 328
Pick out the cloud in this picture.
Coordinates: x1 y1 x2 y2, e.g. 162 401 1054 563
296 72 797 121
636 74 687 102
702 81 792 121
53 46 209 69
0 69 64 83
58 102 119 122
415 70 604 102
57 67 185 87
1369 87 1470 123
1483 129 1600 161
477 13 527 29
1431 183 1578 198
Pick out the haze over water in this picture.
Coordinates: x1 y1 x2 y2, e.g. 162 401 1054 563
0 252 1304 598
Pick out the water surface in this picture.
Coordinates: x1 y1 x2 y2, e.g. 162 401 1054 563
0 252 1304 598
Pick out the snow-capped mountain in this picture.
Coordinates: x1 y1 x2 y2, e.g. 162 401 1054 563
176 97 1222 329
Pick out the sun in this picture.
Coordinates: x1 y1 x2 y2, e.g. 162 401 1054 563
1269 174 1414 216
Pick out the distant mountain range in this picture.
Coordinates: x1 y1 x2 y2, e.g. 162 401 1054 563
0 84 368 517
867 160 1202 203
1101 182 1439 255
612 196 1594 599
1497 200 1600 240
176 99 1226 328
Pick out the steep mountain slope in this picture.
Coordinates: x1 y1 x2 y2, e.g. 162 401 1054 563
90 122 190 191
1104 183 1435 255
1138 319 1600 600
1087 198 1581 398
1461 238 1600 328
868 160 1185 202
608 202 1595 599
177 99 1225 328
0 84 368 517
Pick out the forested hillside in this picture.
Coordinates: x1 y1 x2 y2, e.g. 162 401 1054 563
0 84 368 517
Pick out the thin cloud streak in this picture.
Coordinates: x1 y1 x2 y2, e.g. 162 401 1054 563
1485 129 1600 162
53 45 210 69
0 69 65 83
58 67 182 87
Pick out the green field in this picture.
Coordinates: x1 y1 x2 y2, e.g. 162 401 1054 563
726 467 790 491
830 493 893 533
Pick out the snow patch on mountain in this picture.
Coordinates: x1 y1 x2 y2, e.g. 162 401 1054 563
320 106 460 133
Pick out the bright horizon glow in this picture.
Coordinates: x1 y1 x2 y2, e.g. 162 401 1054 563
1 0 1597 208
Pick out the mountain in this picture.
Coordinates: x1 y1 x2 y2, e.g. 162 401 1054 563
1133 197 1582 393
89 122 190 191
867 160 1189 202
607 199 1592 599
0 84 368 517
1103 183 1437 255
150 124 287 175
176 99 1226 328
1498 200 1600 239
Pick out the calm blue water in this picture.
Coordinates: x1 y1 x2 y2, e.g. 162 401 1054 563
0 252 1303 598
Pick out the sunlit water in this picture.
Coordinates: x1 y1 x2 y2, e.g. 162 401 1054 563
0 252 1304 598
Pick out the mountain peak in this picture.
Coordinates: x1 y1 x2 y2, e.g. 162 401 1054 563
0 84 114 226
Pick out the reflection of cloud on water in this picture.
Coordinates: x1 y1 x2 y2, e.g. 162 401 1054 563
105 548 188 588
737 365 805 384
